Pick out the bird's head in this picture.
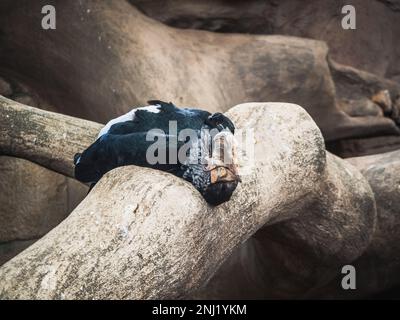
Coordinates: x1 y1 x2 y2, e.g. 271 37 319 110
183 125 241 206
203 130 241 205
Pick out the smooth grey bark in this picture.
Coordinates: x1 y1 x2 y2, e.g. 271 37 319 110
0 100 376 299
0 96 101 178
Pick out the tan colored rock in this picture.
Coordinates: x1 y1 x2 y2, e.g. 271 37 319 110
0 1 333 122
0 0 397 145
0 154 88 266
309 150 400 298
392 96 400 125
347 150 400 295
131 0 400 82
0 156 88 243
0 77 12 97
0 102 376 299
327 60 400 156
339 98 383 118
130 0 400 156
327 136 400 158
372 90 392 115
12 94 39 109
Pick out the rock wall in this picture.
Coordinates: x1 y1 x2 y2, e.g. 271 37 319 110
0 156 88 266
131 0 400 82
1 0 398 148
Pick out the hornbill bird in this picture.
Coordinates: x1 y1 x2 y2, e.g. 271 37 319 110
74 100 240 206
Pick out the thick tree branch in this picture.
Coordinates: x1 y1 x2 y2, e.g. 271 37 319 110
0 95 102 177
0 100 376 299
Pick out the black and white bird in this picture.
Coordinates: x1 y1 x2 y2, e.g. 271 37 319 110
74 100 240 206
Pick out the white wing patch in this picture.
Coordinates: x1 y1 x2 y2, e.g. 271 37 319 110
141 104 161 114
97 104 161 138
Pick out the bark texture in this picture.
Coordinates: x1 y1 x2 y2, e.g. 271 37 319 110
0 98 377 299
0 96 101 178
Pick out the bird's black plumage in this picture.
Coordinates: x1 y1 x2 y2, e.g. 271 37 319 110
74 100 239 205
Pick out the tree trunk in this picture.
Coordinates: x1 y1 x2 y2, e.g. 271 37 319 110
0 96 102 178
0 97 376 299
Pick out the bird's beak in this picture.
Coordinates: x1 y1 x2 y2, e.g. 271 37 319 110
207 131 241 184
209 165 241 184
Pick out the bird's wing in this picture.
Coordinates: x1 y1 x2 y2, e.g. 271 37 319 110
104 104 166 136
147 100 177 113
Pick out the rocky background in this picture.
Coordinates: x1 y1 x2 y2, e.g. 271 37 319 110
0 0 399 299
131 0 400 155
132 0 400 82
